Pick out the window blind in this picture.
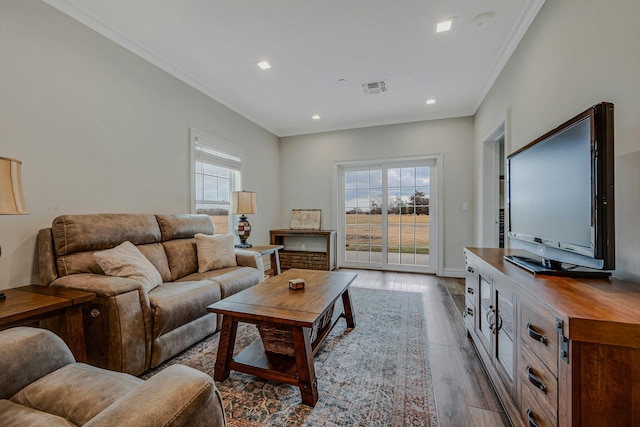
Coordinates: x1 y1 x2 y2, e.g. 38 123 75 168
194 136 242 171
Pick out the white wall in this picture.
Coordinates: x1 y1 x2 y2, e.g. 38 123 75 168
280 117 475 276
475 0 640 281
0 0 280 290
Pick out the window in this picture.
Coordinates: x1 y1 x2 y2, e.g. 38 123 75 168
191 130 243 234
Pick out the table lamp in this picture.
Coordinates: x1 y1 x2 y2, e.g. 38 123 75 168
230 190 257 248
0 157 29 300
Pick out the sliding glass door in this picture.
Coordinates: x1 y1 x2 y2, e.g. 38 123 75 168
340 158 437 273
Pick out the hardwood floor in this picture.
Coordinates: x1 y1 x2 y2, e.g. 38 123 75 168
340 268 511 427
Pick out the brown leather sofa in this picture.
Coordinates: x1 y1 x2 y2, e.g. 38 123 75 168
0 327 226 427
38 213 263 375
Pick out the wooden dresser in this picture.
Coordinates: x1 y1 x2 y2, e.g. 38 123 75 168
464 247 640 427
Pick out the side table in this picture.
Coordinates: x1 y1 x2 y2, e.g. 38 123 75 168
0 285 95 362
246 245 284 276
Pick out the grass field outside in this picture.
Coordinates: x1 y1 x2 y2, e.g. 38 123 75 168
208 213 430 256
345 213 430 254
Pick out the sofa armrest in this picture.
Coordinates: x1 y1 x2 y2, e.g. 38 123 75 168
235 249 264 272
51 273 142 297
38 228 58 286
50 274 153 375
84 365 226 427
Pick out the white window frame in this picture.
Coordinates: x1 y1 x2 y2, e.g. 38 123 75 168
190 129 244 232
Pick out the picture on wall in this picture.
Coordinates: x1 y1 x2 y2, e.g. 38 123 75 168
290 209 321 230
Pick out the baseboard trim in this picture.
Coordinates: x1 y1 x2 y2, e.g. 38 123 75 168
442 268 465 278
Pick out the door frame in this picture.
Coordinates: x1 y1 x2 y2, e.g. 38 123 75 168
479 112 510 248
334 154 444 276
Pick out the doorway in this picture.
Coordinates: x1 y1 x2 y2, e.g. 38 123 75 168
481 120 507 248
338 158 438 273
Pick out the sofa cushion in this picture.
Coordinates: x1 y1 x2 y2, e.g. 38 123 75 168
195 233 237 272
179 266 262 299
162 239 199 281
94 241 163 292
156 214 214 241
55 243 171 280
11 363 143 426
52 214 161 256
137 243 172 283
0 400 76 427
148 280 222 340
150 314 218 368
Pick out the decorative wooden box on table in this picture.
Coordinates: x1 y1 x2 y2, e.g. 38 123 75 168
270 229 337 271
464 247 640 427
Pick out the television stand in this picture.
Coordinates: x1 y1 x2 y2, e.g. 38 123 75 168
503 254 612 279
464 247 640 427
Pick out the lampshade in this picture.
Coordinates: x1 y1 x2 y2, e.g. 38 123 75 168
0 157 28 214
230 191 257 215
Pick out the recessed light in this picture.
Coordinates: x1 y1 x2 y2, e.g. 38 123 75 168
426 99 436 105
312 115 321 120
435 18 454 33
257 61 271 70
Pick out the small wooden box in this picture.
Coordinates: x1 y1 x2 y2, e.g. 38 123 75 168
288 278 305 290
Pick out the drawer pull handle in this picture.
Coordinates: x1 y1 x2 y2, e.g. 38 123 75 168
487 306 497 334
527 323 548 345
486 306 495 323
466 287 475 295
526 408 540 427
526 365 547 393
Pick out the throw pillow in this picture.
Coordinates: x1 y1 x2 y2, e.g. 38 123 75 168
94 241 163 292
195 233 237 273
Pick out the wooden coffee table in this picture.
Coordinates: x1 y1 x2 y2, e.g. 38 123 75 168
207 268 357 406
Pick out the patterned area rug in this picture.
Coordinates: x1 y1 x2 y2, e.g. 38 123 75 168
143 287 438 427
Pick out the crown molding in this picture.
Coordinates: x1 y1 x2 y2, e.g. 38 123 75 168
474 0 547 113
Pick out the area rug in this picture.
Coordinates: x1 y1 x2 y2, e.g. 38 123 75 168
143 287 438 427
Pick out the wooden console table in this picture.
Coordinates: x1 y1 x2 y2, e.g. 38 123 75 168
270 229 337 271
0 285 95 362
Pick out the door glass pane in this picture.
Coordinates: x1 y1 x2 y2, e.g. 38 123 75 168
387 166 430 266
345 169 382 265
479 277 492 347
497 291 514 380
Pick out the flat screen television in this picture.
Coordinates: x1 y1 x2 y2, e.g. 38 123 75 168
505 102 615 277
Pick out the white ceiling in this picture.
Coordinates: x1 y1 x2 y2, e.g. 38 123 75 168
43 0 545 137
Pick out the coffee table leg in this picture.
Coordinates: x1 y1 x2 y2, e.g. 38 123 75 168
292 326 318 406
341 288 356 328
214 316 238 381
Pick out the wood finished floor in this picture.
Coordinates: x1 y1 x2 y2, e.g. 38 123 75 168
340 268 511 427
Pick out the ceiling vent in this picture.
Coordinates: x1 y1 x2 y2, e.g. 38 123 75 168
361 80 387 95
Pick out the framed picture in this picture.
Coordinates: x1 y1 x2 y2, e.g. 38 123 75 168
290 209 321 230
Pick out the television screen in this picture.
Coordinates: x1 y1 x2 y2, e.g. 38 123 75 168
509 118 591 249
506 102 614 275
